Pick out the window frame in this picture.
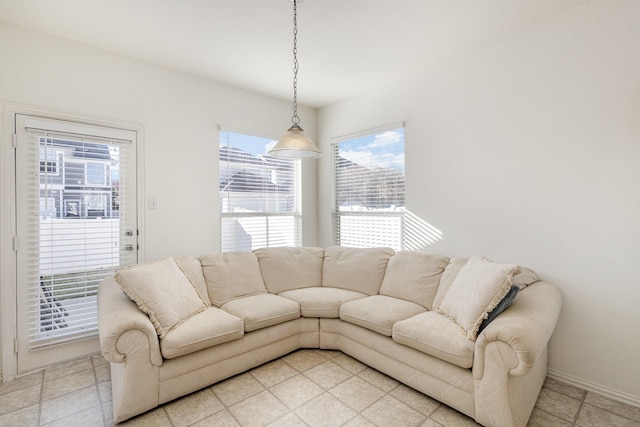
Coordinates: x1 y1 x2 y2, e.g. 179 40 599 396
331 123 406 250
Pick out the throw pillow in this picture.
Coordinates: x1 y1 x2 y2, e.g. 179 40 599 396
438 255 520 340
477 285 520 334
115 257 207 339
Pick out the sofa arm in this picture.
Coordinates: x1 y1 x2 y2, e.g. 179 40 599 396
98 277 163 367
473 280 562 379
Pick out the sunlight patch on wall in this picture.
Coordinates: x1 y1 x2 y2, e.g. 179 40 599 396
403 210 443 249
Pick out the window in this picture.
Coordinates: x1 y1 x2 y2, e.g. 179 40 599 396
333 124 405 249
219 130 301 252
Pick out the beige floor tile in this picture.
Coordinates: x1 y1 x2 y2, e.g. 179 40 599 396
98 380 112 403
343 415 376 427
304 360 352 390
295 393 357 427
430 405 481 427
329 376 385 412
576 403 640 427
42 367 96 400
0 371 42 396
270 374 324 409
314 349 341 359
534 387 582 422
164 388 224 427
95 363 112 383
0 384 41 416
40 386 100 425
103 400 114 426
330 353 368 374
212 372 265 407
40 405 104 427
119 407 172 427
229 390 289 427
584 392 640 422
0 403 39 427
362 394 426 427
44 357 92 381
92 353 110 367
390 384 441 417
543 377 587 400
357 367 399 393
191 409 240 427
421 420 444 427
267 412 308 427
527 408 572 427
282 349 328 372
250 359 298 388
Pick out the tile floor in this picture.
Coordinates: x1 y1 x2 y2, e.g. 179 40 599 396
1 349 639 426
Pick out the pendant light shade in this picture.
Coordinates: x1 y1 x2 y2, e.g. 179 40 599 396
270 124 321 158
269 0 321 159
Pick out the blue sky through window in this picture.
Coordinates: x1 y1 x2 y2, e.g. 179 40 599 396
338 128 405 171
220 131 277 156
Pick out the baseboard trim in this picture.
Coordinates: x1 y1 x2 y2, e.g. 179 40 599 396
547 368 640 408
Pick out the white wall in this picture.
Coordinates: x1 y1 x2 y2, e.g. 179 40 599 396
318 0 640 402
0 21 317 377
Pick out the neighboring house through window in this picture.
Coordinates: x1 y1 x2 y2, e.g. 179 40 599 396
39 139 117 219
332 124 405 249
219 130 301 252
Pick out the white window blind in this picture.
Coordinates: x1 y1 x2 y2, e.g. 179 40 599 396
22 125 136 348
220 130 301 252
332 124 405 249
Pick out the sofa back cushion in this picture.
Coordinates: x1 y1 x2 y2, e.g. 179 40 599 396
379 251 450 309
432 257 468 308
200 252 267 307
115 257 207 339
322 246 394 295
254 247 324 294
174 255 211 306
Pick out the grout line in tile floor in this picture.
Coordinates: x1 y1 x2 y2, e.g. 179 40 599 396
571 391 586 427
1 349 639 427
36 370 44 426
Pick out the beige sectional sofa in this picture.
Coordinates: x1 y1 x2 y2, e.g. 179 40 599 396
98 246 562 426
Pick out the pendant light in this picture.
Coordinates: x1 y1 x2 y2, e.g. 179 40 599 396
269 0 321 159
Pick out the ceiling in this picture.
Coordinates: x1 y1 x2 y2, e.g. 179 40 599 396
0 0 591 108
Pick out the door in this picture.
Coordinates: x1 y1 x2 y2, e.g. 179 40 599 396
14 114 138 373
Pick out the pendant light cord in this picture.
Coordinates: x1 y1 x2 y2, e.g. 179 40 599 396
291 0 300 125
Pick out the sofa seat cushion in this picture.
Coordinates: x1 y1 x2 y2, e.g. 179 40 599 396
221 294 300 332
339 295 426 336
392 311 475 369
279 287 367 318
379 251 450 309
254 247 324 294
322 246 395 295
160 307 244 359
200 252 267 307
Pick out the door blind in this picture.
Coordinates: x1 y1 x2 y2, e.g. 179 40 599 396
22 126 137 348
332 125 406 249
